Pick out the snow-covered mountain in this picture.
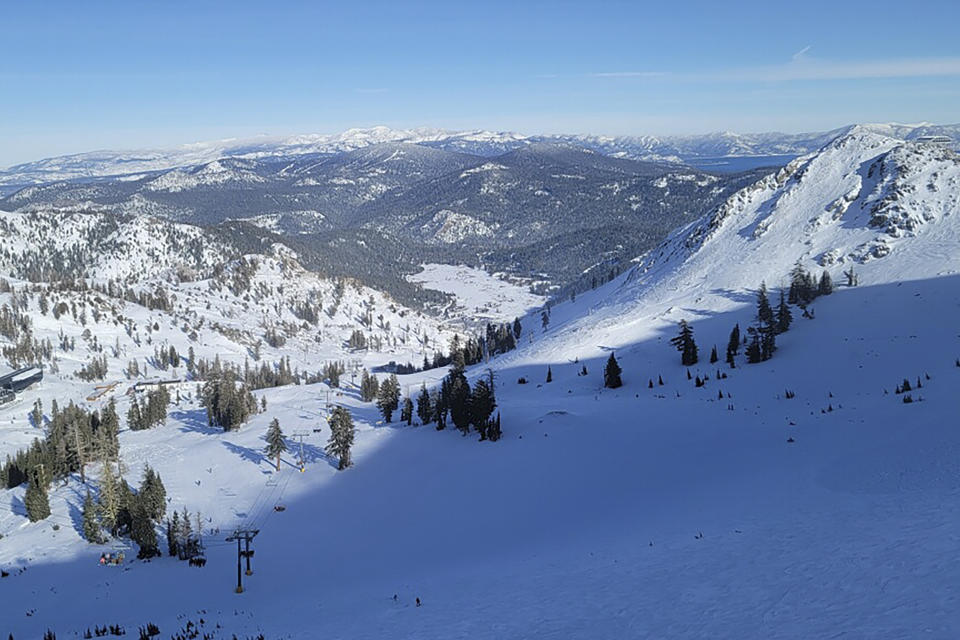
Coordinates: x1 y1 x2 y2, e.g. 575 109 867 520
3 122 957 191
0 127 527 190
505 126 960 370
3 142 766 292
1 127 958 638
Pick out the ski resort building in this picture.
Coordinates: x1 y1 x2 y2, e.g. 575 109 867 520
128 379 182 394
0 366 43 393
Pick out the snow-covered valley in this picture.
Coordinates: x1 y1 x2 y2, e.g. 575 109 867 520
0 128 958 639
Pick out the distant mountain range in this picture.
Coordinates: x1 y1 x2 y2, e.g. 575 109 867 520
1 140 768 294
2 122 957 190
2 122 956 305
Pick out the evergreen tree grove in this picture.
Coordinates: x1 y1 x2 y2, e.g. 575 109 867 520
82 491 104 543
24 471 51 522
818 270 834 296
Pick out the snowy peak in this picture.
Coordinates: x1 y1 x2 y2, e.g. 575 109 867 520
603 129 960 326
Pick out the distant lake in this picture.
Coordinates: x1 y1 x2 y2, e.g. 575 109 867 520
684 154 797 173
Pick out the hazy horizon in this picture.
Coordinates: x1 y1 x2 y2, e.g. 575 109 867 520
3 119 959 170
2 1 958 166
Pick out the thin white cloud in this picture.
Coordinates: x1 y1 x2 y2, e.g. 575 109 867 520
592 57 960 83
591 71 669 78
716 57 960 82
792 45 812 61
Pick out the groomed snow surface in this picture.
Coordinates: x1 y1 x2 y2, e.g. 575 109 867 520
1 129 958 638
2 276 957 639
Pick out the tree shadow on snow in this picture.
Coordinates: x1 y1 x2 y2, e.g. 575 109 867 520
708 288 756 305
221 440 267 468
171 409 223 436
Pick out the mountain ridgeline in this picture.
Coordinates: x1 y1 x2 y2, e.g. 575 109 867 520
1 141 771 301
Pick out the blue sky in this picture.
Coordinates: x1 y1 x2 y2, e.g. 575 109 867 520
1 0 958 166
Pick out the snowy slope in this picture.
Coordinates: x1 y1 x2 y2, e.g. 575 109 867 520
513 127 960 369
1 129 958 638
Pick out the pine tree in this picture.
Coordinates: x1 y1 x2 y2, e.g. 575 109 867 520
843 265 858 287
546 366 553 383
99 400 120 460
24 471 50 522
487 412 503 442
818 270 833 296
604 353 623 389
326 406 355 470
82 491 104 544
98 460 119 535
447 368 472 435
470 377 497 439
360 370 371 401
709 345 718 364
745 329 763 364
178 507 193 559
756 282 774 326
30 398 42 428
167 511 180 557
127 399 143 431
115 479 135 536
512 317 522 340
265 418 287 471
401 397 414 426
360 370 380 403
376 374 400 422
416 384 432 426
139 465 166 522
670 320 698 366
130 496 160 559
775 289 793 334
761 324 776 361
789 262 818 304
432 386 448 431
